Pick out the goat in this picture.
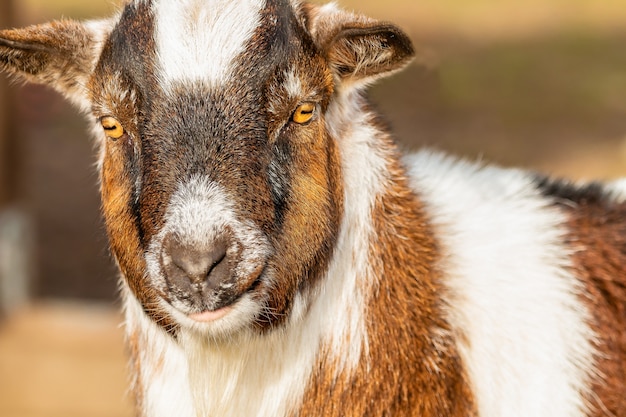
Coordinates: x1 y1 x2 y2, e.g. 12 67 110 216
1 1 625 416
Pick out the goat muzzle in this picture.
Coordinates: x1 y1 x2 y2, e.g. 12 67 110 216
160 232 239 311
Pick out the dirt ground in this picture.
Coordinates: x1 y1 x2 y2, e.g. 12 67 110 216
0 303 133 417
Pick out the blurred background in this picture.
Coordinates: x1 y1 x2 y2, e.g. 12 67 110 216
0 0 625 416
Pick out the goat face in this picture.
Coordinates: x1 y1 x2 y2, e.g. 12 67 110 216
0 0 414 338
93 1 346 338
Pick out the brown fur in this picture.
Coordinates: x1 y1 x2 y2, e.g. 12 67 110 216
100 135 170 412
559 196 626 416
0 20 102 103
303 5 414 83
126 328 147 415
261 116 344 327
297 136 476 416
90 2 176 332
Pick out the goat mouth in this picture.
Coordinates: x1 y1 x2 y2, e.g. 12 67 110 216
157 233 270 318
188 307 233 323
163 263 269 326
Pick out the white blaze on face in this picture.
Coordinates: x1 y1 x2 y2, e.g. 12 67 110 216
153 0 266 87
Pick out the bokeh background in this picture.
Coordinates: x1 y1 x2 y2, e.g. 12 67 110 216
0 0 625 416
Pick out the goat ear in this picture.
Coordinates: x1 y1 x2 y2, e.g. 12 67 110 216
304 4 414 86
0 19 110 109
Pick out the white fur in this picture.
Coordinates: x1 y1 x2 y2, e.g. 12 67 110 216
153 0 266 88
404 151 596 417
124 286 338 417
609 178 626 202
314 90 389 368
284 69 304 100
123 285 196 417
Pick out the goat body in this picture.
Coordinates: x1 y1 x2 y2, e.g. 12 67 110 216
1 1 625 416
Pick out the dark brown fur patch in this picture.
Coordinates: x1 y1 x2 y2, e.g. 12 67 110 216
260 113 344 328
93 1 173 324
297 139 476 417
537 178 626 416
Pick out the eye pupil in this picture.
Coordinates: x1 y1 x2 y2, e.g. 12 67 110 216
101 117 125 139
292 103 316 124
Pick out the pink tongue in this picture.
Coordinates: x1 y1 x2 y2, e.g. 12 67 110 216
189 308 231 323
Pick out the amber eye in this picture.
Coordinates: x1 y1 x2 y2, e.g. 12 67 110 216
101 116 125 139
292 103 316 124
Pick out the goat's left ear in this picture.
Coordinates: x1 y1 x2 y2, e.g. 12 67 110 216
304 4 414 86
0 19 111 109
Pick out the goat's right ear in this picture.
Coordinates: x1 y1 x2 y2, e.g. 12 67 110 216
303 3 414 89
0 19 111 109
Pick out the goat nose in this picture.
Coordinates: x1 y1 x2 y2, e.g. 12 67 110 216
161 234 231 291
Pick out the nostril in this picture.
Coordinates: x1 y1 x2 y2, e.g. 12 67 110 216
162 234 231 290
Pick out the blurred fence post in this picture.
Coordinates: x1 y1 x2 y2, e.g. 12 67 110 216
0 0 15 207
0 0 33 315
